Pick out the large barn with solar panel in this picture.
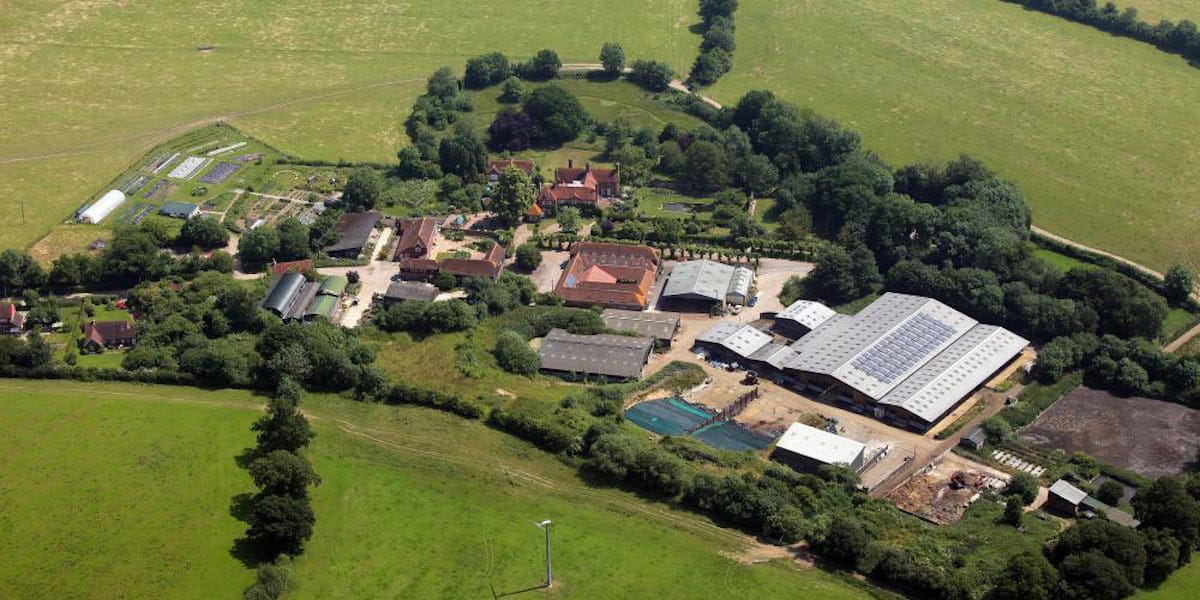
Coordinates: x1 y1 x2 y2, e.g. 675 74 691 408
780 293 1028 431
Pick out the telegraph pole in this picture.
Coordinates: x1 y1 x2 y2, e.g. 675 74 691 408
535 519 553 588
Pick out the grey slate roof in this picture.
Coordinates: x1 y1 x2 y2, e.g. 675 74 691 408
662 260 753 303
385 281 440 303
538 329 654 379
325 211 380 254
600 309 680 342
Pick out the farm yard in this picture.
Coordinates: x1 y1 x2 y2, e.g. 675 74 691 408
0 380 877 600
1019 386 1200 478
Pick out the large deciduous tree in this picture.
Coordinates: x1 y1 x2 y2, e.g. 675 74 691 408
490 166 536 226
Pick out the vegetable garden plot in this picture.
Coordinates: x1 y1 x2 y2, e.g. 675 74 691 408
141 180 167 199
150 152 181 174
167 156 210 180
199 162 240 184
120 175 149 195
113 202 153 225
205 141 246 156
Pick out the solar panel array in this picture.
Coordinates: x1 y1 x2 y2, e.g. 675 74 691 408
850 313 958 384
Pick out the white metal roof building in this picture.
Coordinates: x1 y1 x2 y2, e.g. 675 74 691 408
772 422 866 473
662 260 755 305
782 293 1028 430
695 321 771 360
774 300 837 334
78 190 126 224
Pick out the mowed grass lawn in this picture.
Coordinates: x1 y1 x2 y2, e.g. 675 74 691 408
0 380 877 600
707 0 1200 271
0 0 699 251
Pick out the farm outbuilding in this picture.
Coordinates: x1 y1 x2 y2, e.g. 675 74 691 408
774 299 837 337
538 328 654 380
600 309 679 346
78 190 126 224
159 201 200 220
324 211 381 258
661 260 754 308
382 281 440 305
771 422 866 474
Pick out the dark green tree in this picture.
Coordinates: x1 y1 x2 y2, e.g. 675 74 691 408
515 243 542 271
490 166 536 225
238 227 281 272
342 167 384 212
494 330 540 375
438 126 488 179
681 140 730 191
177 216 230 249
276 218 310 261
248 450 321 498
629 60 675 92
252 379 315 455
1002 496 1024 526
499 76 525 103
425 67 459 101
520 49 561 80
522 85 588 146
1006 471 1040 506
246 493 316 557
1164 264 1193 304
599 42 626 75
464 52 510 89
990 551 1059 600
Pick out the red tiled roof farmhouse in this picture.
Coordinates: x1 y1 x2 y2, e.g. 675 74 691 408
555 242 659 310
487 158 535 177
395 217 438 260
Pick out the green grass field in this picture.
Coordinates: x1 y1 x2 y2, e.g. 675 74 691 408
0 379 878 600
1128 0 1200 24
1140 558 1200 599
0 0 699 251
707 0 1200 271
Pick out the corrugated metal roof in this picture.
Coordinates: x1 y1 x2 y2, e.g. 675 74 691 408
1049 479 1087 505
878 325 1029 422
304 294 338 318
263 272 306 315
776 300 837 330
775 422 865 466
318 276 348 296
538 328 654 379
696 322 771 359
663 261 755 303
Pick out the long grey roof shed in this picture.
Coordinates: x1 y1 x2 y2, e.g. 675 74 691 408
538 328 654 380
600 309 680 342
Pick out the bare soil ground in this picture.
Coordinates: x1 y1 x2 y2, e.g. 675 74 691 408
1020 386 1200 477
886 458 1007 524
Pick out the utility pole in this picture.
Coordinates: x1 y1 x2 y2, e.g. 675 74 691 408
535 519 552 588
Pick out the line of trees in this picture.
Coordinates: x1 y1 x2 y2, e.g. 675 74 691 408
688 0 739 86
239 377 320 599
0 222 235 295
1004 0 1200 65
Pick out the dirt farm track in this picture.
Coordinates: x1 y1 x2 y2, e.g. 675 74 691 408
1020 387 1200 478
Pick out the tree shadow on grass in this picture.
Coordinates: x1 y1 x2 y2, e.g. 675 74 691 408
229 493 270 567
